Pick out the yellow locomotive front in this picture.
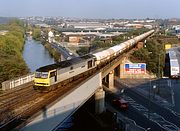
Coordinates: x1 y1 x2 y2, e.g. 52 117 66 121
34 71 50 90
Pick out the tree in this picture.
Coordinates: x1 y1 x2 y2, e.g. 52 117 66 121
33 28 41 41
76 47 89 56
0 20 29 86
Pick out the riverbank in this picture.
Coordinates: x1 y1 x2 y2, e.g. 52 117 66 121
44 42 61 62
0 20 29 87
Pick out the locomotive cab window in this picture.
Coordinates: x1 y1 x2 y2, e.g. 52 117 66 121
88 60 93 69
93 60 95 66
35 72 48 79
50 71 57 82
35 72 41 78
50 71 56 77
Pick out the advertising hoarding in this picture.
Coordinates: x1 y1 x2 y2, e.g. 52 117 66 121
124 63 146 74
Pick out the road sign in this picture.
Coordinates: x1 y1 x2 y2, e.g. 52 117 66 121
124 63 146 74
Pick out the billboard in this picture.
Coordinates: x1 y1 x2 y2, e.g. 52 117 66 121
124 63 146 74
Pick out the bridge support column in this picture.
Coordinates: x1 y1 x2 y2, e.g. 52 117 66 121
120 57 126 78
105 75 109 83
109 70 114 89
95 88 105 114
114 65 120 77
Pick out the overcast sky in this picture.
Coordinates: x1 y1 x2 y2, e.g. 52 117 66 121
0 0 179 19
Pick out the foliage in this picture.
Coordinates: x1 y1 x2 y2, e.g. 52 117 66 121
90 28 150 51
32 27 41 41
92 40 111 49
44 42 61 62
130 37 165 76
127 28 149 36
0 20 29 86
76 47 89 56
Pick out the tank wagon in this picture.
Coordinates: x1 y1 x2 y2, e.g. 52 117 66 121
34 30 154 91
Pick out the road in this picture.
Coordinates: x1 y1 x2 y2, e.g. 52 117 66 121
106 92 165 131
51 42 76 60
106 78 180 131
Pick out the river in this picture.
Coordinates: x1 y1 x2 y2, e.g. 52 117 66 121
22 38 55 72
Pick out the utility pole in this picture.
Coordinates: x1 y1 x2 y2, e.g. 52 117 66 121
168 80 175 106
157 54 161 94
148 77 151 119
158 54 161 78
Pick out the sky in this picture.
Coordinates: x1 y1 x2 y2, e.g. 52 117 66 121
0 0 179 19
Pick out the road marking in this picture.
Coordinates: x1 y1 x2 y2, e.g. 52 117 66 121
123 95 180 131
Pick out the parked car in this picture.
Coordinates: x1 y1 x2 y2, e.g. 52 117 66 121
112 98 128 110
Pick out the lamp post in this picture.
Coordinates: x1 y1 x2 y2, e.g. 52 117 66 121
121 89 124 98
153 85 157 99
168 79 175 106
157 53 162 95
148 76 151 119
147 52 152 120
158 54 161 78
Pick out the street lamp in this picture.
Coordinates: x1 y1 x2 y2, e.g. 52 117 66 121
148 76 151 119
157 53 163 95
153 85 157 99
158 54 161 78
168 79 175 106
121 89 124 94
147 52 152 120
120 89 125 98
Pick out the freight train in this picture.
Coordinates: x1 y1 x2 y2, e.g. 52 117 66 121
33 30 154 91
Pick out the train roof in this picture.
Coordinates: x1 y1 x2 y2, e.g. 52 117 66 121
36 54 94 72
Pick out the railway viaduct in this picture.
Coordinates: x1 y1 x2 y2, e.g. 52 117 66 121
1 30 154 131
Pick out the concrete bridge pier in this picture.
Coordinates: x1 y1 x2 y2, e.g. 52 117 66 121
95 87 105 114
120 57 126 78
108 70 114 89
104 75 109 83
114 65 120 77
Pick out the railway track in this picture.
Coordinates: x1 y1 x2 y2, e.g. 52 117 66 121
0 73 91 130
0 84 35 111
0 84 40 128
0 82 33 101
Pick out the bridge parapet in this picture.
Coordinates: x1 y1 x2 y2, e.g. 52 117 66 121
1 73 34 90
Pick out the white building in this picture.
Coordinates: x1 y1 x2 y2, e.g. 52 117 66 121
48 31 54 43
